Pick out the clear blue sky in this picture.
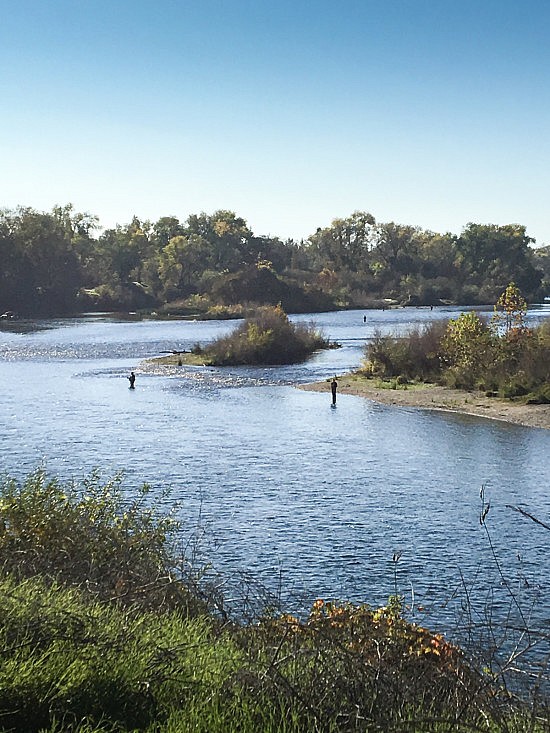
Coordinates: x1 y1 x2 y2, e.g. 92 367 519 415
2 0 549 245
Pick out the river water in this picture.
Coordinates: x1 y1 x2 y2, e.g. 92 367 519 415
1 306 550 637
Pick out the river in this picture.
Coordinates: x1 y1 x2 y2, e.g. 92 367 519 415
1 306 549 639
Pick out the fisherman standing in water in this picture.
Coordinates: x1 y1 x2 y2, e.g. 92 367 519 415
331 377 337 406
128 371 136 389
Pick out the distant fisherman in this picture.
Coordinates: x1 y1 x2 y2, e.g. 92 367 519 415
128 371 136 389
331 377 337 406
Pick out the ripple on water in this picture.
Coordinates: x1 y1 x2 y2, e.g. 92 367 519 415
0 311 549 636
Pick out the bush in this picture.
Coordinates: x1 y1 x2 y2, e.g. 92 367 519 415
234 599 500 732
364 320 447 381
526 383 550 404
0 470 206 614
197 304 332 365
363 284 550 399
440 311 494 389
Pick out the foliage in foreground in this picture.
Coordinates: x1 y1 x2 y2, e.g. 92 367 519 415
0 575 241 733
363 283 550 399
1 577 547 733
0 470 206 615
0 472 549 732
193 304 332 365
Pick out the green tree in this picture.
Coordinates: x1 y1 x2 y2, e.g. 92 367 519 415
441 311 493 388
456 223 542 302
152 215 184 247
373 222 420 273
93 217 152 285
307 211 377 271
51 204 99 287
157 234 211 299
184 210 254 271
0 207 83 314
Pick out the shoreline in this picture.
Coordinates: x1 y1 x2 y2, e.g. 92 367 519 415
299 375 550 431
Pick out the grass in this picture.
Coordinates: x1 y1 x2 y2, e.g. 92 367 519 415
149 351 206 366
0 575 242 733
0 471 549 732
342 372 433 392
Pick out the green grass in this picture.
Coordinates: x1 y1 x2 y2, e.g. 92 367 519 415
149 351 206 366
344 373 433 391
0 575 242 733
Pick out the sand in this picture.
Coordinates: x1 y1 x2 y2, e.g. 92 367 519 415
299 375 550 431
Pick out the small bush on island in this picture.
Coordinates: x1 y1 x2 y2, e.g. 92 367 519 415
194 304 333 366
1 471 549 732
363 283 550 400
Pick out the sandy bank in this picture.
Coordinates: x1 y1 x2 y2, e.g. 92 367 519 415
300 375 550 431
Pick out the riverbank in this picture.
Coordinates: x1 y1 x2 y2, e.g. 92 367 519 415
2 471 547 732
300 374 550 430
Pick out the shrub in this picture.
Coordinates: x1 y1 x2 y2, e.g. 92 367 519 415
197 304 332 365
234 599 498 732
0 470 206 614
364 320 447 382
363 284 550 399
440 311 494 389
526 383 550 404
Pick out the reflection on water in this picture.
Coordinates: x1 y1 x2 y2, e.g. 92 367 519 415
0 307 550 633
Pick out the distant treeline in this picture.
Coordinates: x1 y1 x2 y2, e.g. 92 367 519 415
1 205 549 316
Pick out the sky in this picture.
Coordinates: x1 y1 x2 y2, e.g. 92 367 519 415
1 0 549 245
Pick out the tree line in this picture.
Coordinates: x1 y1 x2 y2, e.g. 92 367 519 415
0 204 548 316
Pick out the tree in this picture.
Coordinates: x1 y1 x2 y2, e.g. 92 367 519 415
456 224 543 302
492 281 528 335
92 217 153 287
0 214 26 312
441 311 493 388
372 222 421 275
0 207 83 314
157 234 211 299
184 210 254 271
152 216 184 248
307 211 377 271
50 205 100 287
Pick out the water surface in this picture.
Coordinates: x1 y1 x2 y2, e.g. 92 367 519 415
1 307 549 633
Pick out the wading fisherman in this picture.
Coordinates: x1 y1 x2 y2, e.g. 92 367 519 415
331 377 337 405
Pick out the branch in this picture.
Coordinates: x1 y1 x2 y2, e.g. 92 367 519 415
506 505 550 531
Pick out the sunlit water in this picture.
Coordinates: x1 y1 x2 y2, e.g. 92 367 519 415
1 307 550 636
